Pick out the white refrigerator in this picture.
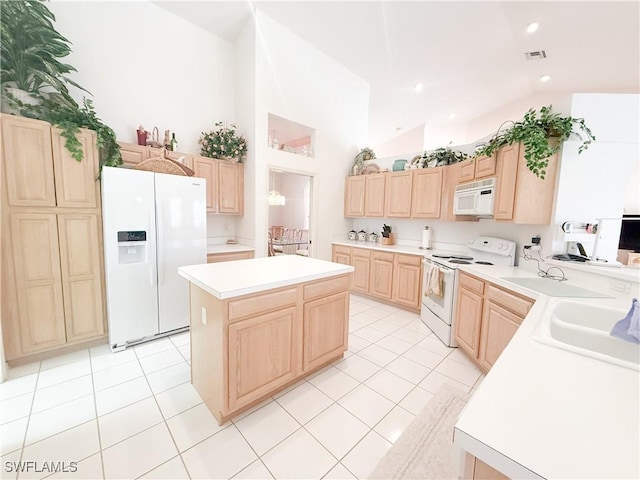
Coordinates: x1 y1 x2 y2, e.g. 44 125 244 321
101 167 206 350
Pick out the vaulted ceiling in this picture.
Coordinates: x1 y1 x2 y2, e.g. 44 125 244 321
155 1 640 145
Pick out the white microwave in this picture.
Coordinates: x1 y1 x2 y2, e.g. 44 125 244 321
454 178 496 216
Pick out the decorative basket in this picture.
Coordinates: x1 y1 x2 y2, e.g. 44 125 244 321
381 234 395 245
134 154 194 176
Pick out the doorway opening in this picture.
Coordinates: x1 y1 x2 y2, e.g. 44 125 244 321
268 169 313 257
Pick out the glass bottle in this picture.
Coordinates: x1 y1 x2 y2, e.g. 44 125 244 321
170 133 178 152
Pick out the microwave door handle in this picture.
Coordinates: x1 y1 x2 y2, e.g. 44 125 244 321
472 190 480 214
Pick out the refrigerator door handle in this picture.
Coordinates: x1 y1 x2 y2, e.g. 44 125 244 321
157 199 164 285
148 207 156 289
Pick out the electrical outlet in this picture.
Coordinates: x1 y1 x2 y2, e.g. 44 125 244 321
531 235 541 245
224 223 229 231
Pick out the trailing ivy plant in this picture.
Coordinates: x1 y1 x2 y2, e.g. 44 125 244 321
1 0 121 168
474 105 595 179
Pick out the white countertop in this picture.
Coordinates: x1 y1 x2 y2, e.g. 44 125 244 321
178 255 354 299
332 240 427 256
207 243 254 254
453 265 640 479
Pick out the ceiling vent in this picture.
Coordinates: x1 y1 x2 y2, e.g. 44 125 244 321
524 50 547 60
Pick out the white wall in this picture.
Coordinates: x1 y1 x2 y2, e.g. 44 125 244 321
206 215 237 244
268 172 310 230
48 0 235 154
553 93 640 260
246 9 370 260
373 124 424 158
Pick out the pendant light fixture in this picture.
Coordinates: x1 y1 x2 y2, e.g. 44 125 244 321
268 173 286 206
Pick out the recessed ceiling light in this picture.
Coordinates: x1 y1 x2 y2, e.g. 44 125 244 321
540 74 551 82
413 82 424 93
526 22 539 34
448 113 456 120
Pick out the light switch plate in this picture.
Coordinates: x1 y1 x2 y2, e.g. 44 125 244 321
201 307 207 325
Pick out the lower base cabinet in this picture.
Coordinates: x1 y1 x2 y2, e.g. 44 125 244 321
207 251 254 263
228 306 300 411
190 273 351 424
332 245 422 310
454 272 533 372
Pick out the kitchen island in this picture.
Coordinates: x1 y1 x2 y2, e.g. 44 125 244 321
178 255 354 424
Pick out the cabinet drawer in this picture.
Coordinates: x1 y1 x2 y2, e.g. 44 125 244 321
333 245 351 256
486 284 533 318
228 287 298 322
372 251 394 262
304 275 351 301
351 247 371 258
459 272 484 295
395 253 422 266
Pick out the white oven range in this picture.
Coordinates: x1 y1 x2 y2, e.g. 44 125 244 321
421 236 516 347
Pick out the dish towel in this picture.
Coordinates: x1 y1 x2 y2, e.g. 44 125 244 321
425 265 443 298
610 298 640 344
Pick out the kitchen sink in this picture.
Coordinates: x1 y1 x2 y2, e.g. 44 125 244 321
535 300 640 370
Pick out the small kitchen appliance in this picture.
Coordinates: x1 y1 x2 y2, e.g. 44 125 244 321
453 178 496 216
421 236 516 346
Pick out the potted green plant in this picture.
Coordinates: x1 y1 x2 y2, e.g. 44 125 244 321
199 122 247 162
422 143 468 168
0 0 121 168
474 105 595 179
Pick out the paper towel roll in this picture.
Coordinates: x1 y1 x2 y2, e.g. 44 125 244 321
421 226 432 249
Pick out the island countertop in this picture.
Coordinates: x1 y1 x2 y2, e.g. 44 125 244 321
178 255 354 299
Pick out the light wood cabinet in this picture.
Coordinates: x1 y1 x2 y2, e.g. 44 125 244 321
385 171 412 217
494 143 558 224
117 142 149 168
332 244 422 311
351 248 371 294
364 174 386 217
9 213 67 354
454 273 484 360
458 154 497 184
192 156 244 215
392 254 423 309
2 115 56 207
207 251 254 263
455 272 533 372
228 306 300 411
344 176 366 217
370 251 394 299
303 291 349 371
189 273 351 424
58 214 105 342
218 161 244 215
332 245 351 266
52 128 100 208
411 167 443 218
1 114 106 362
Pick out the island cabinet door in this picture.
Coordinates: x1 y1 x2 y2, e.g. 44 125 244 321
303 291 349 372
227 306 300 411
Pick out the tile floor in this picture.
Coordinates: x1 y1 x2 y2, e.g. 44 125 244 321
0 294 483 480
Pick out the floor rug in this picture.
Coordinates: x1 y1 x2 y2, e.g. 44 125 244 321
369 384 470 480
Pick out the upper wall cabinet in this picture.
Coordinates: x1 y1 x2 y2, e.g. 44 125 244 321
192 156 244 216
494 143 558 224
385 171 413 218
411 167 443 218
458 153 497 184
344 173 386 218
2 115 99 208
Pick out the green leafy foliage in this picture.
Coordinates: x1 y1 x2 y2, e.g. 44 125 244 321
474 105 595 179
199 122 247 162
1 0 121 169
421 143 467 167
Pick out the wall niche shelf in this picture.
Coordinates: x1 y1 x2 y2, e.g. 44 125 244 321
268 113 315 158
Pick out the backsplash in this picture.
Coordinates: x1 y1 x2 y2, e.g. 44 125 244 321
351 218 554 265
207 215 238 244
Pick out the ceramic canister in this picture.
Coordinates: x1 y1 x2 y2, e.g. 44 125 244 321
357 230 367 242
